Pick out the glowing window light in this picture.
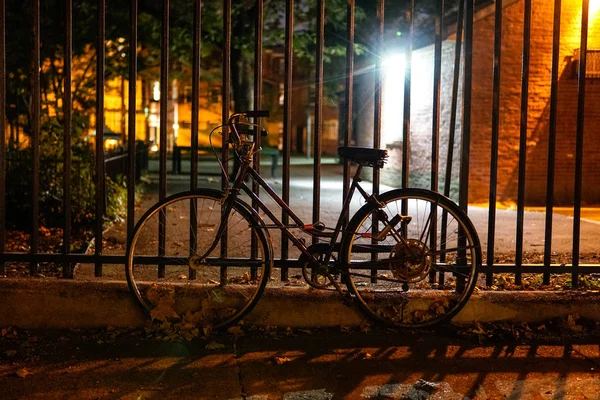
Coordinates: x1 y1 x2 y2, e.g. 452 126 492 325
152 81 160 101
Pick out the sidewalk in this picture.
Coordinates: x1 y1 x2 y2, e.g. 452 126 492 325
1 327 599 399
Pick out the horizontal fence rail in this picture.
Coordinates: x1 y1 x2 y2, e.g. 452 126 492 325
1 0 600 288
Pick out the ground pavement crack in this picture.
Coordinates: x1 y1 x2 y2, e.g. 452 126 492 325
233 336 248 399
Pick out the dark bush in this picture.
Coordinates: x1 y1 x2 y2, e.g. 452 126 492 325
5 118 127 231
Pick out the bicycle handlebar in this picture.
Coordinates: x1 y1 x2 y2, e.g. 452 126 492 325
244 110 270 118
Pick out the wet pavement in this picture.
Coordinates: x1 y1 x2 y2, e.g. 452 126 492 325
1 327 600 399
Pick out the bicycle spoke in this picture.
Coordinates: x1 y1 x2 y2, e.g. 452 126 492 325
342 189 480 328
127 191 270 332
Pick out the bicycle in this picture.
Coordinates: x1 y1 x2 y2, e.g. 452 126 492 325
126 110 482 331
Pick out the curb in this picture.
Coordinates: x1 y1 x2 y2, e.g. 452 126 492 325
1 278 600 329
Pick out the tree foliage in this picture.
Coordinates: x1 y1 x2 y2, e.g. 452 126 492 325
4 0 448 134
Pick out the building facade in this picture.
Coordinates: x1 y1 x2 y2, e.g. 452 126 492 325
393 0 600 205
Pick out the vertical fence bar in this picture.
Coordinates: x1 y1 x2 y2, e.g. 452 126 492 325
370 0 383 283
572 0 589 287
63 0 73 278
456 0 473 291
189 0 201 280
443 0 464 200
94 0 106 276
281 0 293 275
459 0 473 213
158 0 169 278
440 0 464 283
222 0 231 182
342 0 354 217
221 0 232 283
252 0 263 280
312 0 324 243
0 0 6 275
31 0 41 275
431 0 443 193
373 0 383 193
456 0 473 284
402 0 414 191
515 0 532 286
544 0 561 285
127 0 138 242
431 0 443 284
191 0 201 192
487 0 502 286
253 0 263 181
340 0 354 286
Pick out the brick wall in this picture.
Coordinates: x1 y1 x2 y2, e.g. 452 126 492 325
392 0 600 205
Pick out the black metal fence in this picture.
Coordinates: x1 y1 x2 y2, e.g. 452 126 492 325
1 0 600 286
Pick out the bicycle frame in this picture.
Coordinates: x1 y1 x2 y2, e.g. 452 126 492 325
224 150 377 267
204 116 411 289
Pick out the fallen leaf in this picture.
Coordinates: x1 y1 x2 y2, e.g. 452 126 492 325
150 294 178 323
15 368 32 378
205 341 225 350
226 326 245 336
274 356 291 365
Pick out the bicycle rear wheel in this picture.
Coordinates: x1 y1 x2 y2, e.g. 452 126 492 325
126 189 271 331
341 188 481 328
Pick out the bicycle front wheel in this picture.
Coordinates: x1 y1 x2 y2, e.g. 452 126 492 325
341 188 481 328
126 189 271 331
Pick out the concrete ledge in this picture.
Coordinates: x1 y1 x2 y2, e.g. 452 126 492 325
2 278 600 329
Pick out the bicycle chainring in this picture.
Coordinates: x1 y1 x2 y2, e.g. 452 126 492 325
299 243 339 290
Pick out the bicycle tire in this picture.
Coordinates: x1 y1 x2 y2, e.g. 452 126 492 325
126 189 272 331
340 188 481 328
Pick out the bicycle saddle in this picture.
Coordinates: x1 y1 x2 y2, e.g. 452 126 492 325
338 147 388 168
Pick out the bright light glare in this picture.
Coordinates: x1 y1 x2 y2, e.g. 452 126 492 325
382 54 406 146
592 0 600 15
